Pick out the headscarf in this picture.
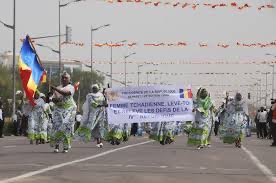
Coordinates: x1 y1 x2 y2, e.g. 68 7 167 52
61 71 71 79
91 84 100 91
196 88 213 112
39 93 45 98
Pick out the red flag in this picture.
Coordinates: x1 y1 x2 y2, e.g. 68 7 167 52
74 82 80 91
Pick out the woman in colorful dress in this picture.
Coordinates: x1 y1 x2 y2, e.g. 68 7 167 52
107 122 130 145
220 93 249 148
50 71 77 153
75 84 107 148
187 88 215 150
149 121 176 145
28 92 48 145
45 92 54 143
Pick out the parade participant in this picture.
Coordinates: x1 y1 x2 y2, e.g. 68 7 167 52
188 88 215 150
0 104 5 138
254 109 260 138
21 101 31 137
75 84 107 148
15 107 22 136
257 107 268 139
269 100 276 146
75 111 82 132
149 121 176 145
28 91 47 144
45 92 54 143
107 124 124 145
50 71 77 153
214 114 220 136
220 93 249 148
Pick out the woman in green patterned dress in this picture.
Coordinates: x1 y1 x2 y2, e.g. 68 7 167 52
75 84 108 148
28 92 48 145
187 88 215 150
220 93 249 148
50 71 77 153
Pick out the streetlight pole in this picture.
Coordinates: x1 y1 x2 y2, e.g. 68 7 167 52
124 52 136 87
110 41 113 87
0 0 16 116
58 0 61 83
265 53 276 99
273 65 275 99
138 64 143 86
91 26 93 74
91 24 110 78
146 72 149 86
59 0 84 83
265 72 268 107
12 0 16 117
110 40 126 88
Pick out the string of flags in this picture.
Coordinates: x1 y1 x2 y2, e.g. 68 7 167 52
105 0 274 11
59 41 276 48
23 39 276 49
100 72 271 76
62 58 276 65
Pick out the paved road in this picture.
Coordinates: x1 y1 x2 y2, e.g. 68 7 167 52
0 135 275 183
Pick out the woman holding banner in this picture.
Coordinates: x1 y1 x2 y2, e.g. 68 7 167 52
149 121 176 145
75 84 108 148
107 119 130 145
50 71 77 153
187 88 215 150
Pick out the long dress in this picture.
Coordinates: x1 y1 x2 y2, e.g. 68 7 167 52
45 102 54 142
50 84 77 149
149 121 177 145
28 98 48 141
187 97 214 146
107 124 124 145
107 123 130 144
75 92 107 142
219 99 249 144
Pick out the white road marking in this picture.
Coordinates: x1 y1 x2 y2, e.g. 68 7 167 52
0 140 153 183
77 163 249 172
3 146 16 148
242 146 276 183
0 164 43 167
0 137 25 141
215 168 249 171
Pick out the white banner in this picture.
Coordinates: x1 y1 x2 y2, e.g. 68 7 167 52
106 85 194 124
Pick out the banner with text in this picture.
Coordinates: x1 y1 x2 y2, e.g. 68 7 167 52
106 85 194 124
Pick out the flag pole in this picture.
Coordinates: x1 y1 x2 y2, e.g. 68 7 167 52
27 35 43 67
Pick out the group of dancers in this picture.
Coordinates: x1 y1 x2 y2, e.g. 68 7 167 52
27 71 250 153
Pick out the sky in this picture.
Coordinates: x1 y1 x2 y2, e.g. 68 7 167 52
0 0 276 106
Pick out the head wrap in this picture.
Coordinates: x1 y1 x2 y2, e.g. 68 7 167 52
91 84 100 90
39 93 45 98
196 87 213 112
61 71 71 79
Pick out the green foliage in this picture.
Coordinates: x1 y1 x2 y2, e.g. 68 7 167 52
0 64 22 115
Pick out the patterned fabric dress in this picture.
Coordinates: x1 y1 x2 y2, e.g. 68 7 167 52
149 121 176 145
219 99 249 144
107 124 123 144
28 98 48 141
45 102 54 142
50 85 77 149
75 92 107 142
187 95 214 146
